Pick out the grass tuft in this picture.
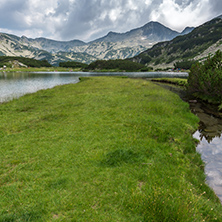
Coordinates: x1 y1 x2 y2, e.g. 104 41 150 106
100 149 145 167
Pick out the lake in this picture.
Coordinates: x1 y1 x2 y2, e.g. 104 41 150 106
0 71 187 102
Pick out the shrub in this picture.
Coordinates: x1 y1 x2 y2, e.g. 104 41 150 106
174 60 197 70
187 50 222 103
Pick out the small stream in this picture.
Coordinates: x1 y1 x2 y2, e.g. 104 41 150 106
191 101 222 202
155 82 222 203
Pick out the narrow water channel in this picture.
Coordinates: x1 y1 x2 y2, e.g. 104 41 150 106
154 82 222 203
191 101 222 203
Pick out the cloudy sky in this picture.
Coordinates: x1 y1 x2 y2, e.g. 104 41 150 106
0 0 221 42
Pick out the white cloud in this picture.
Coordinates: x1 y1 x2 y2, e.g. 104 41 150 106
150 0 211 31
0 0 220 41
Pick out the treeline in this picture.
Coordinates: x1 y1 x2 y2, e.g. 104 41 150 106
174 60 197 70
86 59 146 71
59 59 149 72
0 56 51 67
59 61 88 69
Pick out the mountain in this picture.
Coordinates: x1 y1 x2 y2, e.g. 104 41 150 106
132 17 222 69
20 36 87 53
180 27 194 35
91 21 180 43
0 33 95 65
0 21 193 65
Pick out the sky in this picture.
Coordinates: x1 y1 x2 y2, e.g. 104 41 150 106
0 0 221 42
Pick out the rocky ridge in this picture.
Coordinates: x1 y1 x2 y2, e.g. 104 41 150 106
0 21 193 65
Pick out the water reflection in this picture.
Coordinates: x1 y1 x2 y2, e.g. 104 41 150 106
190 101 222 142
0 72 80 103
191 101 222 203
0 71 187 103
151 81 222 203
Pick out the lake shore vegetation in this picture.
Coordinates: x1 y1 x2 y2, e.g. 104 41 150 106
1 77 222 221
0 56 51 68
151 78 188 87
187 50 222 108
85 59 149 72
59 61 88 69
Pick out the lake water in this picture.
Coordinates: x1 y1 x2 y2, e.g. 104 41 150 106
0 71 187 102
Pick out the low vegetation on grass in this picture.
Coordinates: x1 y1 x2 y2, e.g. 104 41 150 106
0 77 222 221
151 78 188 87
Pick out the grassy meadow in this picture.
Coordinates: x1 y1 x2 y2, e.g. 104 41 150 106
0 77 222 221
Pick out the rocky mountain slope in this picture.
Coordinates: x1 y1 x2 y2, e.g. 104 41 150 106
132 16 222 69
0 21 193 65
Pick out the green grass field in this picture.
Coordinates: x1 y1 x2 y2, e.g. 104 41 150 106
0 77 221 221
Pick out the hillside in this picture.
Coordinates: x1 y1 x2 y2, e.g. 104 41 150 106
0 21 193 65
132 16 222 69
0 56 51 68
0 33 95 66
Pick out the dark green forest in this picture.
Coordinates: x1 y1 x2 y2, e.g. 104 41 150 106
0 56 51 68
86 59 147 71
59 61 88 69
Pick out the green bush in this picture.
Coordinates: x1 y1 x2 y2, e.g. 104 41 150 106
187 50 222 103
174 60 197 70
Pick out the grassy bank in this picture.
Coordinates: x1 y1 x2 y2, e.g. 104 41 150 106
151 78 188 87
0 77 221 221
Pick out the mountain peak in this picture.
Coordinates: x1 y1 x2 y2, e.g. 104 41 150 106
91 21 184 44
180 27 194 35
107 31 118 35
106 31 119 37
216 14 222 19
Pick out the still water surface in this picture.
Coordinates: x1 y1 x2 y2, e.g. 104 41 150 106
0 72 80 102
0 71 187 102
191 102 222 203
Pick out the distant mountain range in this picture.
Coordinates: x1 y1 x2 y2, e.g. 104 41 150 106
132 15 222 68
0 21 194 65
